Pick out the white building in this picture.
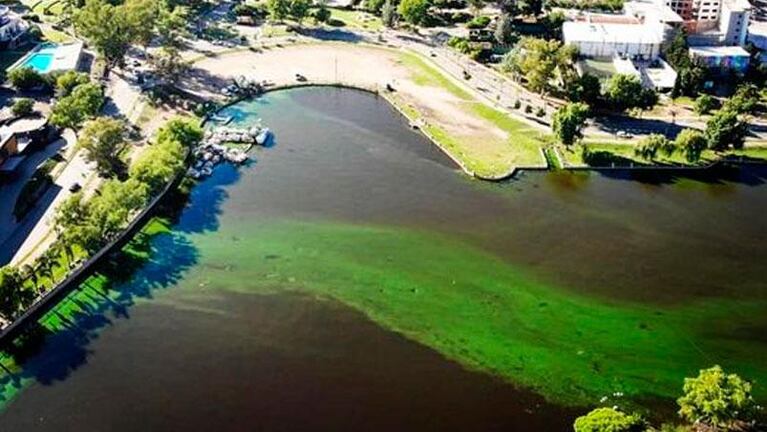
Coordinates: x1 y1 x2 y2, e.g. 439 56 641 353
719 0 752 45
0 5 28 49
563 21 665 59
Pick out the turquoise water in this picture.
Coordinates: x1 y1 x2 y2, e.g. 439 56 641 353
20 53 52 73
17 45 59 73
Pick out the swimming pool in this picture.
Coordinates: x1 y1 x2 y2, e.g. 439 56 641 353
20 52 54 73
7 42 83 75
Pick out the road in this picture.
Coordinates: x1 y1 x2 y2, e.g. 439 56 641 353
1 129 98 267
4 70 154 267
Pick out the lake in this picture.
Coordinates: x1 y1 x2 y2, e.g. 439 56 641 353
1 88 765 431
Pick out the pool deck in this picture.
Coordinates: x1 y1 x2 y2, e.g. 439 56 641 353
7 41 84 74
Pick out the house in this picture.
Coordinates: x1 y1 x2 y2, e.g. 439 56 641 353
0 5 29 50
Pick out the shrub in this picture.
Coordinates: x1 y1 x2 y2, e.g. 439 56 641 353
677 365 757 428
513 99 521 109
574 407 645 432
634 134 671 161
7 67 46 91
11 98 35 117
524 104 533 114
693 94 717 116
535 106 545 117
466 15 491 29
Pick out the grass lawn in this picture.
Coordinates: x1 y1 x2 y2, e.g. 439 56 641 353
328 8 382 31
260 23 293 38
397 51 547 176
41 27 73 43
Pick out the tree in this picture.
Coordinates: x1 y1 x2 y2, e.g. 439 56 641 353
156 117 203 148
87 178 149 239
21 264 38 294
267 0 291 21
722 84 760 115
397 0 430 26
542 10 565 39
381 0 396 27
494 14 514 45
674 128 707 163
605 74 657 112
505 37 575 93
289 0 311 25
152 46 188 84
11 98 35 117
7 67 46 90
665 30 706 97
573 407 645 432
156 4 188 49
677 365 757 428
693 94 717 116
705 109 747 151
50 83 104 130
552 102 589 145
634 134 670 161
124 0 160 51
129 136 185 193
0 266 25 319
53 193 102 254
79 117 127 177
567 73 601 107
74 0 135 71
313 0 331 23
55 71 90 97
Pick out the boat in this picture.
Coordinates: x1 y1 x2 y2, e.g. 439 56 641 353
256 128 271 145
210 114 233 125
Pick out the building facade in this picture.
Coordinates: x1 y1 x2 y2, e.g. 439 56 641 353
719 0 752 45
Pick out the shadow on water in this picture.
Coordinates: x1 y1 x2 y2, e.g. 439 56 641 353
0 164 240 404
587 162 767 187
174 162 241 234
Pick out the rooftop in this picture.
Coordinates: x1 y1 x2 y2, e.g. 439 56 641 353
563 21 664 44
624 1 684 23
689 45 751 56
722 0 752 11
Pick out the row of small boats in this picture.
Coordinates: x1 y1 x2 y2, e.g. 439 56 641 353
187 124 273 180
204 124 272 146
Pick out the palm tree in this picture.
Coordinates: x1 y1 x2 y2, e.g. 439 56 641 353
21 263 39 295
36 252 55 289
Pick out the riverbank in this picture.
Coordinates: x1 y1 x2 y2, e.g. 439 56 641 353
184 43 549 178
185 42 767 178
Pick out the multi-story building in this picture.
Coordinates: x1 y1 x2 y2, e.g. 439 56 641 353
656 0 719 31
719 0 752 45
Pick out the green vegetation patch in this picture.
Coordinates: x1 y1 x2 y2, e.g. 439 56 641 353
397 52 547 173
186 219 767 408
